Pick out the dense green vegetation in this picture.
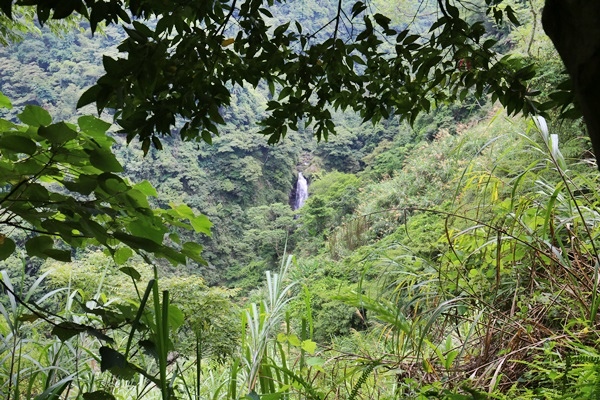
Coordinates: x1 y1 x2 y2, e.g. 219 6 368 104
2 0 600 399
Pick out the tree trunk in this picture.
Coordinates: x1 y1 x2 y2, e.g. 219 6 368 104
542 0 600 164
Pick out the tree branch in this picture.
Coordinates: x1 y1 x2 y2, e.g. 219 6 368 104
333 0 343 43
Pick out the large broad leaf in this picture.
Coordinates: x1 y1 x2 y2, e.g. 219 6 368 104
0 92 12 109
85 327 115 343
43 248 72 262
77 85 101 109
156 246 187 266
123 189 151 210
99 346 136 380
40 220 75 241
0 236 15 261
168 205 209 234
63 174 98 195
168 304 185 330
113 231 159 252
24 183 50 202
182 241 204 263
78 115 111 135
119 265 140 279
88 148 123 172
133 180 157 197
190 214 212 235
170 203 195 219
0 135 37 155
51 0 82 20
98 173 128 194
52 321 87 341
38 122 78 144
127 219 167 244
301 339 317 354
25 236 53 258
17 105 52 127
79 217 109 244
78 116 113 147
25 236 71 261
115 248 134 266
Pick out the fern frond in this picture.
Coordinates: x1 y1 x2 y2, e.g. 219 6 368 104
348 362 377 400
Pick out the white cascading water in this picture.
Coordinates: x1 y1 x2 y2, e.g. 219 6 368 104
293 172 308 210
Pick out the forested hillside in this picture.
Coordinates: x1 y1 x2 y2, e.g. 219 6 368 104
1 0 600 399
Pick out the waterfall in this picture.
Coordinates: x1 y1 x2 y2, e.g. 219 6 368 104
292 172 308 210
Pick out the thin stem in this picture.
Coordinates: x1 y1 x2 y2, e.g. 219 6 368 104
332 0 343 44
437 0 450 19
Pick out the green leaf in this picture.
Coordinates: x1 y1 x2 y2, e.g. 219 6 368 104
128 219 167 244
88 148 124 172
245 392 260 400
18 105 52 127
168 304 185 329
141 138 150 156
0 236 15 261
151 136 163 150
190 214 212 235
63 175 98 195
113 231 159 252
169 233 181 244
25 236 54 259
138 339 157 357
351 1 366 18
85 327 114 343
115 248 134 266
201 130 212 144
52 321 86 341
17 313 39 322
99 346 136 380
119 266 141 281
38 122 78 144
0 135 37 155
306 357 325 367
182 241 203 256
505 5 520 26
43 249 71 262
103 55 123 75
79 218 109 244
0 91 12 109
78 115 112 136
301 339 317 354
171 203 195 219
83 391 117 400
77 85 102 109
445 0 459 18
123 189 151 210
373 13 391 29
157 245 187 266
98 173 128 194
25 183 50 202
287 334 301 346
133 180 158 197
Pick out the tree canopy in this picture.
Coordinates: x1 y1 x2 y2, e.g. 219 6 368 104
0 97 211 265
1 0 583 151
0 0 596 277
0 0 596 271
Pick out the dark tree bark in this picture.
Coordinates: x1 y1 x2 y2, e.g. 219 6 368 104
542 0 600 164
